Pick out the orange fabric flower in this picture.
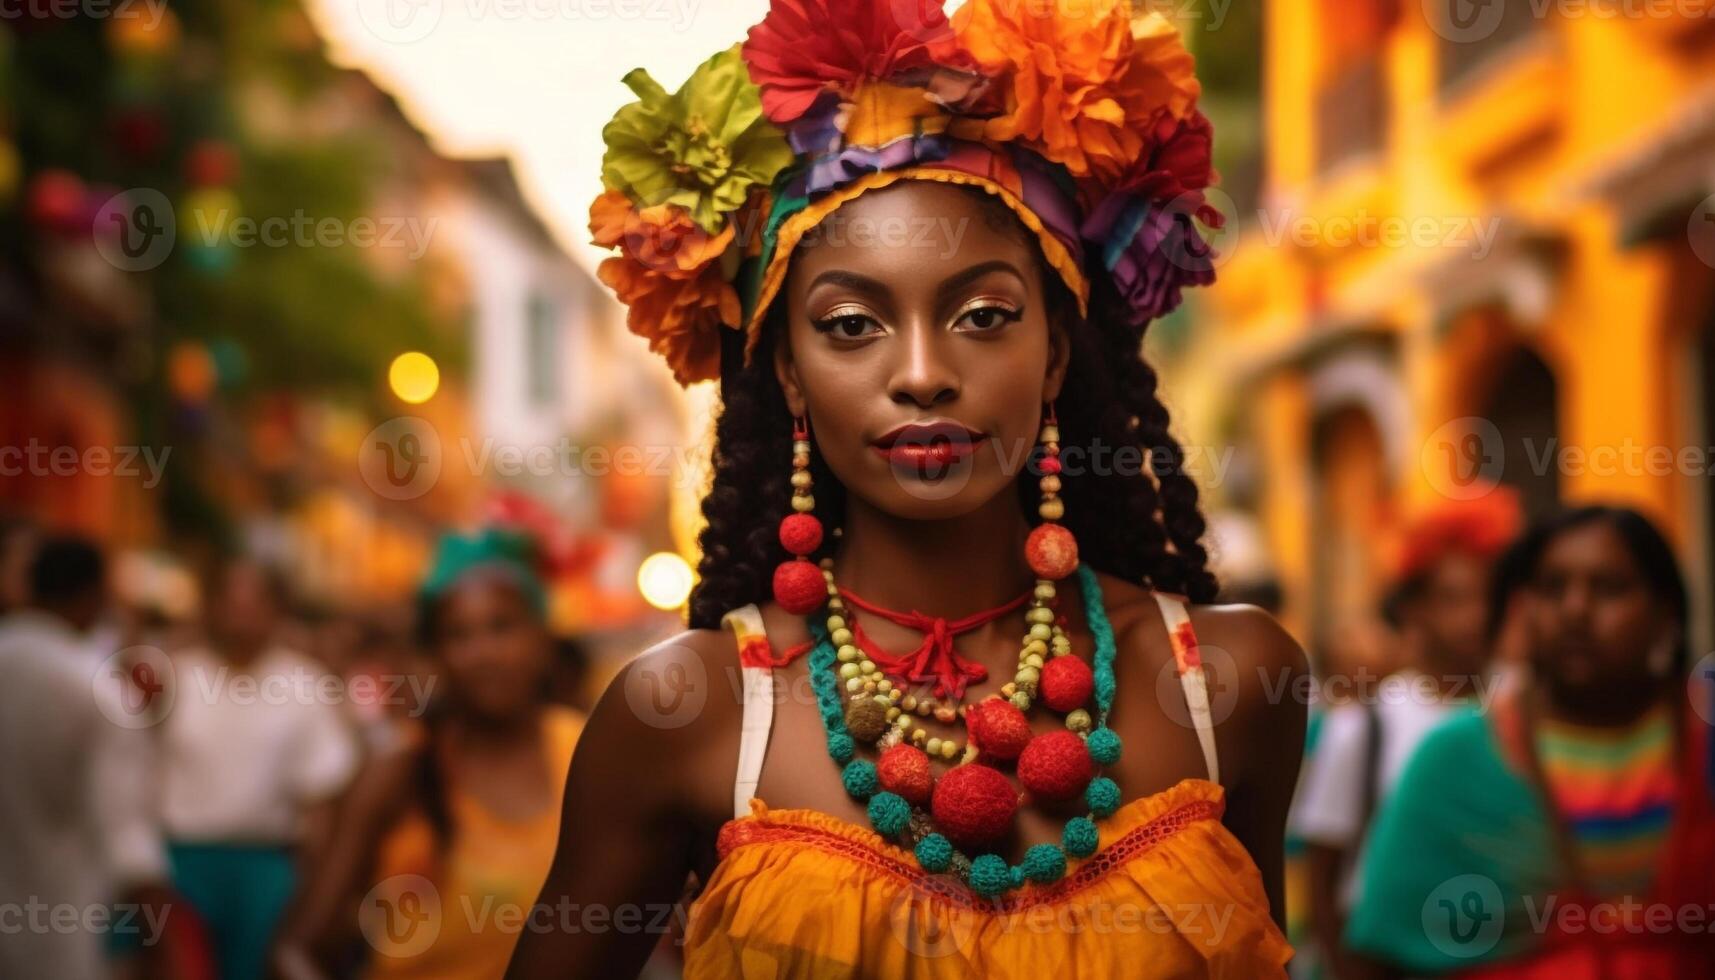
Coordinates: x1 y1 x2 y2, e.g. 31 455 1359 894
955 1 1200 183
589 190 740 385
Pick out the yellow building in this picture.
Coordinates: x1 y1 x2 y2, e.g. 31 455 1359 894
1172 5 1715 649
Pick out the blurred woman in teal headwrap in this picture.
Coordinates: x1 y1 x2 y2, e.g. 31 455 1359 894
274 528 585 980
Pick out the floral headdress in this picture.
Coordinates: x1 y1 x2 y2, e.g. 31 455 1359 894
591 0 1222 386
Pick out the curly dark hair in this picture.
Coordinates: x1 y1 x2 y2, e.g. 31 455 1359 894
687 188 1218 629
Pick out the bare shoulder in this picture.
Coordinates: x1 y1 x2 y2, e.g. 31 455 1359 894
578 624 748 819
1186 602 1309 774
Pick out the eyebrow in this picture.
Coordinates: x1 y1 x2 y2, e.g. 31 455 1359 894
805 260 1026 300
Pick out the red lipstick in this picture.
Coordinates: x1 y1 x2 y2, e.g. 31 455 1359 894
872 421 987 474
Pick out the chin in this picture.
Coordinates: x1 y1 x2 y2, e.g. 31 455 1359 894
860 468 1015 522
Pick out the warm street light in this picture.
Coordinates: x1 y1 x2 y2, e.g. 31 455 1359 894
388 351 440 404
637 551 693 611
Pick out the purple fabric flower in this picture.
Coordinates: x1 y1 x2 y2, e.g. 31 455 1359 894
1082 192 1217 326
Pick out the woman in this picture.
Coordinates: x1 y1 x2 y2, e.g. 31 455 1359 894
509 2 1306 976
1345 505 1715 977
274 529 583 979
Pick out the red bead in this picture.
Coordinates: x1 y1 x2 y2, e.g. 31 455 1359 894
778 513 823 557
966 698 1031 761
1025 523 1079 580
1017 730 1093 800
1039 655 1094 713
1039 455 1062 475
878 744 933 805
931 764 1018 848
772 560 825 614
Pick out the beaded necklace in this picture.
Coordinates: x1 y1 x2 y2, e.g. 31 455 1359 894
807 562 1123 896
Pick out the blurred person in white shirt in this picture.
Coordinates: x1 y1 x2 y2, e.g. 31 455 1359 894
1289 489 1521 980
0 535 173 980
158 558 357 980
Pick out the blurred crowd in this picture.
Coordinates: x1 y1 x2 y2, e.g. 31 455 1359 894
4 491 1715 980
0 515 639 980
1284 494 1715 979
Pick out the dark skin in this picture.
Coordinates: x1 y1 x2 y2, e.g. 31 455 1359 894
507 183 1307 978
1525 521 1678 727
271 575 556 978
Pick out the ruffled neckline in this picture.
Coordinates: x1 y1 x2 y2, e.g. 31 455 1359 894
716 777 1228 908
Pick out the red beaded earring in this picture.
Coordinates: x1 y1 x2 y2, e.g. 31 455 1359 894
773 415 827 614
1025 402 1077 581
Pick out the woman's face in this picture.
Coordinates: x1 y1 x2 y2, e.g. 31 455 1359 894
1525 521 1673 713
434 573 549 720
776 182 1071 521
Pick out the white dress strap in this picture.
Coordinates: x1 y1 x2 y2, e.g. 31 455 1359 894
1152 592 1221 786
720 603 776 820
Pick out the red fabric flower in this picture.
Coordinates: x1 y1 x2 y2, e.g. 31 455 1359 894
742 0 964 125
1115 109 1218 208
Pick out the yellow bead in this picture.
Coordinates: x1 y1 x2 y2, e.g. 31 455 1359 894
1066 709 1093 733
1041 425 1059 444
934 706 958 724
877 679 893 694
901 694 917 712
1038 497 1064 521
837 644 859 661
888 688 903 702
927 737 943 755
793 440 812 454
845 677 865 693
862 679 878 693
911 729 927 746
940 741 960 760
1029 623 1053 642
792 495 816 512
1027 607 1054 625
1024 640 1048 658
791 471 813 489
826 615 846 631
887 706 901 721
1024 653 1044 669
1034 581 1056 600
839 663 860 679
1009 691 1031 711
1039 474 1062 494
831 628 853 647
1001 682 1017 698
916 700 933 717
1017 666 1040 686
859 660 877 674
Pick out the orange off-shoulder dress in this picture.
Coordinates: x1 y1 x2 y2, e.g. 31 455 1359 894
680 591 1294 978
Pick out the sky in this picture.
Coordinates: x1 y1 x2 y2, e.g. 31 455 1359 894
309 0 773 279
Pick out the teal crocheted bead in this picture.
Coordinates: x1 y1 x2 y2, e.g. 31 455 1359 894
1008 865 1026 889
1086 776 1121 817
867 791 911 836
968 854 1010 896
826 731 855 764
1086 727 1122 765
915 833 953 873
1063 817 1099 857
1021 843 1067 883
842 760 878 799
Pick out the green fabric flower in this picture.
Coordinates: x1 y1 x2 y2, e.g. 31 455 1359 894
601 44 794 233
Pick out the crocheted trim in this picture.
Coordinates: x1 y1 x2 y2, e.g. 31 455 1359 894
741 165 1090 364
716 783 1223 912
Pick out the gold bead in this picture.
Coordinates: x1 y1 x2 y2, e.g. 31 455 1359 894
1028 623 1053 642
926 737 943 755
888 688 903 702
839 663 860 679
1009 691 1031 711
1001 682 1017 698
1027 607 1054 625
934 706 958 724
1034 581 1056 600
916 700 933 717
1039 474 1062 494
831 628 853 647
1024 639 1048 658
862 679 877 693
1041 425 1059 444
940 740 960 760
791 471 813 488
1038 497 1065 521
959 743 980 765
826 615 846 631
837 644 859 662
792 495 816 513
845 677 865 693
877 679 893 694
901 694 917 712
859 660 877 674
1016 666 1040 686
1066 709 1093 733
886 706 901 721
1024 653 1044 669
911 729 928 746
793 440 812 454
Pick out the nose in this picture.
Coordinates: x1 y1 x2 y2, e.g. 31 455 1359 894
887 321 959 409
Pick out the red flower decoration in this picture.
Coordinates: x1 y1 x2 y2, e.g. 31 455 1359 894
1115 109 1218 209
742 0 964 125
